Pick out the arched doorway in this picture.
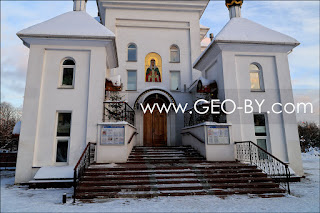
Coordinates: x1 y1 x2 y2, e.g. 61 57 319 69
143 94 168 147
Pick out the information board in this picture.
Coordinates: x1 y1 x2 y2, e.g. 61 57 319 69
100 125 125 145
207 126 229 145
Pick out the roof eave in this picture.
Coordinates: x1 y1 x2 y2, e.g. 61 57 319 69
17 33 115 41
193 39 300 68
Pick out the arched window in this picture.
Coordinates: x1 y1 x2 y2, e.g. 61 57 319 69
128 43 137 61
249 63 264 91
60 58 75 87
170 45 180 63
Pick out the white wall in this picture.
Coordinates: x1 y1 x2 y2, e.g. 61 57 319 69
15 40 110 183
182 123 234 161
194 43 304 176
96 123 137 163
99 7 204 146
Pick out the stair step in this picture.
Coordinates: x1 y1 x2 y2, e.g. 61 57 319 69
82 172 266 179
76 190 208 199
76 182 279 192
80 176 272 185
74 146 286 201
75 187 285 199
84 168 262 176
88 164 258 171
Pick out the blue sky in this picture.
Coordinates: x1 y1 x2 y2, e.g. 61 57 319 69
1 1 319 122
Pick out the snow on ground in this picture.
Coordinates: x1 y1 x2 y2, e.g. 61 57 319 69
1 153 319 213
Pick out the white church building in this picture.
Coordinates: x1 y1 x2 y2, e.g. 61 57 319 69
15 0 304 187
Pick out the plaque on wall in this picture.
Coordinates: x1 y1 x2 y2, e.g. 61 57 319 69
207 126 229 145
100 125 125 145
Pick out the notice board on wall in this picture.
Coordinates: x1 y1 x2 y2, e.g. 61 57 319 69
100 125 125 145
207 126 229 145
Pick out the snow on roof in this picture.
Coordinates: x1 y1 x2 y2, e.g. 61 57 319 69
194 17 299 68
215 17 299 45
199 76 215 86
12 121 21 135
107 75 121 86
17 11 115 39
33 166 74 180
188 77 215 92
200 24 210 29
201 37 211 47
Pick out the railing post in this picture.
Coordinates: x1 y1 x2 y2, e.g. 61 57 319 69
285 165 290 194
249 142 252 165
125 103 127 121
88 143 91 165
73 169 77 203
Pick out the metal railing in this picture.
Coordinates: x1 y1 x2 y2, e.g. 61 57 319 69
184 103 225 127
73 142 96 203
235 141 290 194
103 101 135 126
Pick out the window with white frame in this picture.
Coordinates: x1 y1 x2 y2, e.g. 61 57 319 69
127 70 137 91
56 112 72 163
170 45 180 63
254 114 268 159
128 43 137 61
60 59 75 87
249 63 264 91
170 71 180 91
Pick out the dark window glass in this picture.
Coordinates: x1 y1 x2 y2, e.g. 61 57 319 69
63 59 75 65
57 113 71 136
56 140 68 162
128 44 137 61
254 114 267 136
62 68 74 86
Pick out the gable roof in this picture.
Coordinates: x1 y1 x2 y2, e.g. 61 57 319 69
17 11 115 39
214 17 299 45
193 17 299 68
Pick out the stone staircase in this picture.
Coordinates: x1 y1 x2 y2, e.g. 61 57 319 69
75 146 285 200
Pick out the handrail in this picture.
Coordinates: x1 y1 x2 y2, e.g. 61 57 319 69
73 142 96 203
127 132 138 145
181 132 205 144
74 142 95 171
103 101 135 111
235 141 290 194
235 141 288 166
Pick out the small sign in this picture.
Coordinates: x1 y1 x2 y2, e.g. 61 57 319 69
101 125 125 145
207 126 229 145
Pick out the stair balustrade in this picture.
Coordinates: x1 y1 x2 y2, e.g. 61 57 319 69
235 141 290 194
73 142 96 203
103 101 135 125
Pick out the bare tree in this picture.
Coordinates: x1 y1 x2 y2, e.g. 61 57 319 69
0 102 22 143
298 121 320 152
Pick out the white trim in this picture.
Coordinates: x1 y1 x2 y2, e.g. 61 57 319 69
249 62 265 92
169 70 181 91
58 58 76 88
54 111 72 165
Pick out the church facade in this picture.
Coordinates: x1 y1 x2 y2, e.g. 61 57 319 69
15 0 304 184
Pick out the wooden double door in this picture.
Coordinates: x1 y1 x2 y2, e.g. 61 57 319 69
143 98 167 147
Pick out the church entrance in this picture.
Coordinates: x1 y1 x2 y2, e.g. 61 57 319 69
143 95 167 147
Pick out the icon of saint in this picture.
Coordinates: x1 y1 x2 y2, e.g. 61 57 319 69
146 59 161 82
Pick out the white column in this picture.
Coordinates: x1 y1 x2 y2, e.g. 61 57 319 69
229 5 241 19
73 0 87 11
